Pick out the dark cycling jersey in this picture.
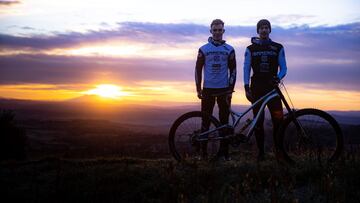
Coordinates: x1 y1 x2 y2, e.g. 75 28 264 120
243 37 287 85
195 37 237 92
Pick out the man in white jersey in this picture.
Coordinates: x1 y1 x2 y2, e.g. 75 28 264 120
195 19 237 160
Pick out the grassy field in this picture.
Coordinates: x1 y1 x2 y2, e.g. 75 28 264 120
1 113 360 202
1 152 360 203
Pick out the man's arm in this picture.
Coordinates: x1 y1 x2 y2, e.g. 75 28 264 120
243 48 251 85
243 48 253 102
228 50 236 91
195 49 205 95
278 47 287 79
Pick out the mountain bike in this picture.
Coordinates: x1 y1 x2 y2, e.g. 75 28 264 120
168 81 343 164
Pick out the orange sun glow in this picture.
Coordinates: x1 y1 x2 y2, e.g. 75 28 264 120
84 84 129 99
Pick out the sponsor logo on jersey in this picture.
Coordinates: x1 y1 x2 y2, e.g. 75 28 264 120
206 51 229 56
252 51 277 56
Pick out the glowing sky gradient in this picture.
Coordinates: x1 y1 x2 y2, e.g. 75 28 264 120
0 0 360 110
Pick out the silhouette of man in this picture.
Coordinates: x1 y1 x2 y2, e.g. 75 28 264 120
243 19 287 161
195 19 237 160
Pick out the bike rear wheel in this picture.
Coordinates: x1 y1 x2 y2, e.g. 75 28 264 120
169 111 221 162
277 108 343 165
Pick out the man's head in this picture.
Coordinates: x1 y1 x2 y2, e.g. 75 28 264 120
257 19 271 39
210 19 225 41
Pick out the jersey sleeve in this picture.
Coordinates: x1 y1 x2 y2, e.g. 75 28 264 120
278 47 287 79
243 48 251 85
195 49 205 92
228 49 237 90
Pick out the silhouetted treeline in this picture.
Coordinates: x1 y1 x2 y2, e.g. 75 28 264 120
0 110 27 160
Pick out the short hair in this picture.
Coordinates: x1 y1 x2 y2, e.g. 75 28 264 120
210 19 224 27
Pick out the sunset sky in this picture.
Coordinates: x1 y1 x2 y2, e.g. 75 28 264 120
0 0 360 110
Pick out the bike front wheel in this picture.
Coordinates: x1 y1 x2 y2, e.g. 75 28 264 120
169 111 221 162
277 108 343 165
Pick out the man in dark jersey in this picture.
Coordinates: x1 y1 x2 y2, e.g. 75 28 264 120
195 19 237 160
243 19 287 161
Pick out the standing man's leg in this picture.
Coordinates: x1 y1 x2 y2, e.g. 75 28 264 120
251 84 266 160
200 89 216 157
252 103 265 159
201 89 216 130
217 93 231 158
268 97 283 149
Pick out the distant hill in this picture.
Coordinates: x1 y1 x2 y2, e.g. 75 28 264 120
329 111 360 125
1 98 359 126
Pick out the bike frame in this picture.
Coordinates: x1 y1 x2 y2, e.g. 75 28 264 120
196 83 296 141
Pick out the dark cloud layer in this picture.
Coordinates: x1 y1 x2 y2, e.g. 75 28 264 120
0 54 192 85
0 53 358 91
1 21 359 52
1 21 359 50
0 22 359 91
0 22 208 49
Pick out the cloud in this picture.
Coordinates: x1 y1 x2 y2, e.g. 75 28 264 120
0 22 359 92
1 21 359 50
0 54 193 85
286 63 360 91
0 22 208 50
0 0 20 6
21 26 35 30
269 14 317 26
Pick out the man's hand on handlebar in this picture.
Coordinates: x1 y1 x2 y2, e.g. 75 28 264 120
272 76 281 86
